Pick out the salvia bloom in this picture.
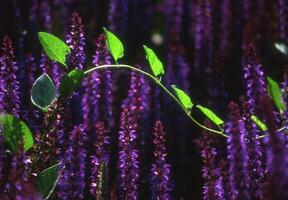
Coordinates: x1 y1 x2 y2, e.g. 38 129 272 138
242 101 265 199
279 0 288 40
260 93 288 199
108 0 128 38
29 0 52 30
57 125 87 200
0 36 20 117
197 121 225 200
226 102 250 200
118 108 139 200
66 12 86 70
151 120 171 200
90 122 109 198
243 44 267 113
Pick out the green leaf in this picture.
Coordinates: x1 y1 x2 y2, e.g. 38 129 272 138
103 27 124 63
38 32 71 67
196 105 224 126
171 85 193 111
267 76 286 113
31 74 57 111
37 163 61 200
0 114 34 152
143 45 164 78
251 115 268 131
275 43 288 55
59 69 84 96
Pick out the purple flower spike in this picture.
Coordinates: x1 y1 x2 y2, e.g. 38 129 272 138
66 12 86 70
197 121 225 200
0 36 20 117
279 0 288 40
57 125 87 200
118 108 139 200
243 44 267 113
90 122 109 198
151 121 172 200
226 102 250 200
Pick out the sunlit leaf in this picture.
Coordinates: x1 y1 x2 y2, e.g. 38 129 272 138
0 113 34 152
275 42 288 55
251 115 268 131
59 69 84 96
37 163 61 200
143 45 164 78
103 27 124 63
38 32 70 67
171 85 193 111
31 74 57 111
267 76 286 113
196 105 224 126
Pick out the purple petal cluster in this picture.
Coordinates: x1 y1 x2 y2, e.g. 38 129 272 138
151 120 171 200
197 121 225 200
66 12 86 70
279 0 288 40
0 36 20 117
243 44 267 113
118 108 139 200
57 125 87 200
90 122 109 198
226 102 250 200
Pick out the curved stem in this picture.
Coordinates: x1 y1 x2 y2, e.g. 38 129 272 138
84 64 227 137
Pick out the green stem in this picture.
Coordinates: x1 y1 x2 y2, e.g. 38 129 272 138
84 64 227 137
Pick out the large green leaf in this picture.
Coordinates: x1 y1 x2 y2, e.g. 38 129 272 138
37 163 61 200
143 45 164 78
0 113 34 152
38 32 71 67
275 42 288 55
31 74 57 111
251 115 267 131
59 69 84 96
171 85 193 111
267 76 286 113
103 27 124 63
196 105 224 126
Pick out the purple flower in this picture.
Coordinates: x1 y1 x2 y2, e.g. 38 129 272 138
279 0 288 40
151 120 171 200
242 101 265 199
243 44 267 113
29 0 52 30
0 36 20 117
226 102 250 200
66 12 86 70
90 122 109 198
57 125 87 200
259 93 288 199
118 108 139 200
197 121 225 200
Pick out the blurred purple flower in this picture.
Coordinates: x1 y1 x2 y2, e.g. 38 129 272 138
0 36 20 117
57 125 87 200
279 0 288 40
226 102 250 200
66 12 86 70
118 108 139 200
151 120 171 200
108 0 128 38
29 0 52 30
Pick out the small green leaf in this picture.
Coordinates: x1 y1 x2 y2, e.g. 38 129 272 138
275 43 288 55
59 69 84 96
196 105 224 126
0 114 34 152
267 76 286 113
38 32 71 67
31 74 57 110
37 163 61 200
103 27 124 63
171 85 193 111
251 115 268 131
143 45 164 78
